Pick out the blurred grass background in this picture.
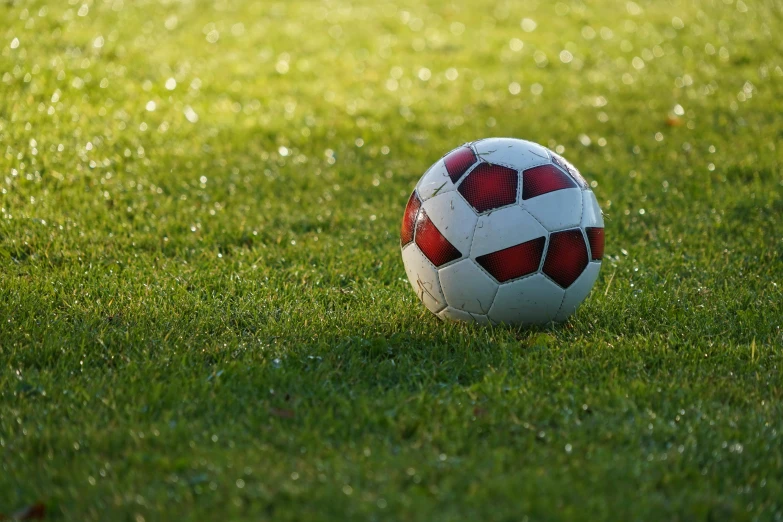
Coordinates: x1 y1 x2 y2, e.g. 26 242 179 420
1 0 782 520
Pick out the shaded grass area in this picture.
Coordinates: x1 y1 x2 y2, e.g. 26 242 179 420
1 0 782 520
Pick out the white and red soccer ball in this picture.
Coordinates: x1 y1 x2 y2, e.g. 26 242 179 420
400 137 604 325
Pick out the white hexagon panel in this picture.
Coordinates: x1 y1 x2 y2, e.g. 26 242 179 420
488 274 565 325
555 261 601 321
439 259 498 314
520 163 582 231
471 206 547 262
473 137 550 171
420 191 477 257
416 159 456 202
581 190 604 229
401 243 447 314
438 307 492 325
401 137 604 325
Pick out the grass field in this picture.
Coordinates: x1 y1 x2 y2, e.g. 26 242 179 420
2 0 783 520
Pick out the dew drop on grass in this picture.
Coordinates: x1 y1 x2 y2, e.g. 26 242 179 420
184 106 198 123
632 56 645 70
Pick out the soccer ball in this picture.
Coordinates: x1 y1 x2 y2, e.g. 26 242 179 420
400 137 604 325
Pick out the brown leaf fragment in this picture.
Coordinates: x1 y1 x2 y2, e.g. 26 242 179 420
665 115 683 127
270 407 295 419
0 502 46 521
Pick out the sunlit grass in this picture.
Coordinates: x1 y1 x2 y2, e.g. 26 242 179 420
1 0 782 520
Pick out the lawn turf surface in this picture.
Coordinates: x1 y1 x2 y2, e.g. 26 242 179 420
2 0 783 520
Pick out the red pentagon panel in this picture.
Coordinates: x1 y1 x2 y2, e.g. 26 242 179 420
476 236 546 283
414 210 462 267
444 146 477 183
457 163 518 213
400 191 421 246
586 227 605 260
550 150 588 188
522 164 578 200
542 229 589 288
